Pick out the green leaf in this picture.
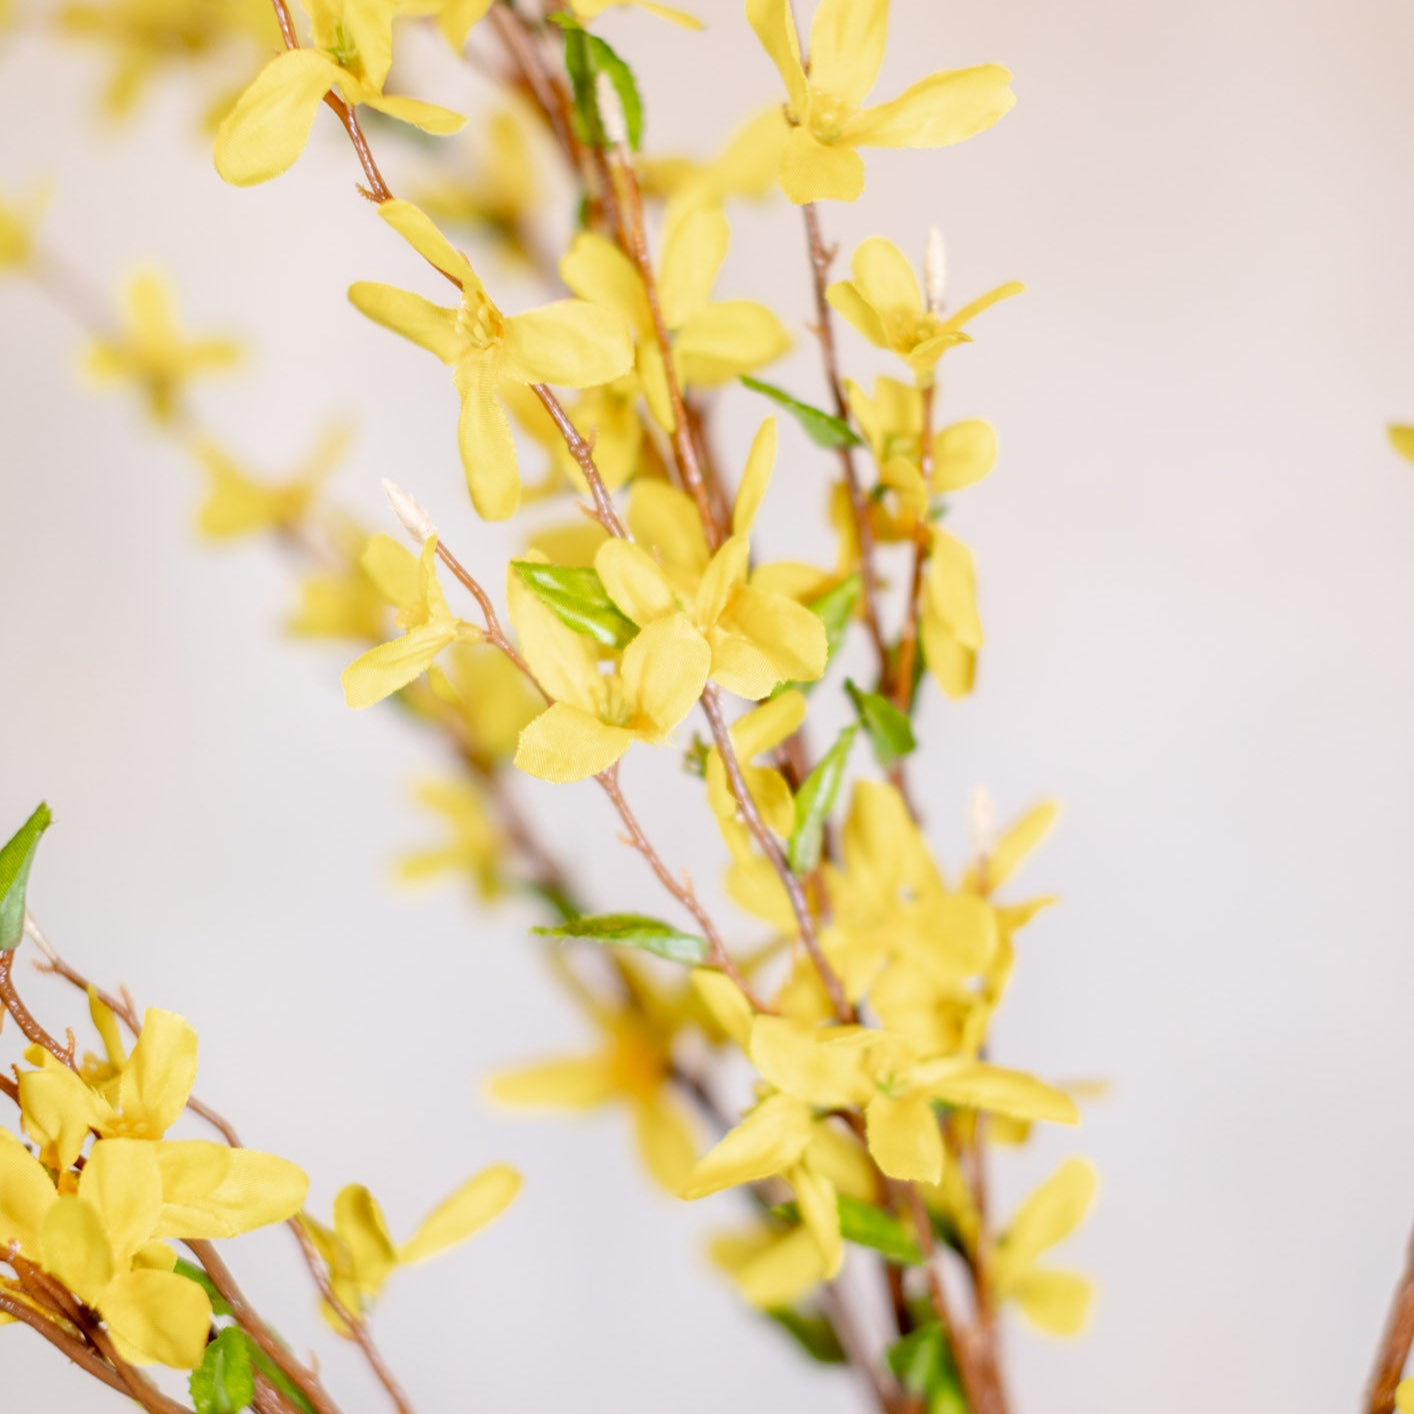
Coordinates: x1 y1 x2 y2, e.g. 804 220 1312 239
190 1327 255 1414
836 1195 923 1266
845 679 917 768
740 375 862 451
552 16 645 150
533 913 709 966
247 1349 317 1414
887 1323 968 1414
765 1307 848 1364
173 1259 233 1317
0 803 51 952
511 561 639 650
807 575 861 665
788 725 856 873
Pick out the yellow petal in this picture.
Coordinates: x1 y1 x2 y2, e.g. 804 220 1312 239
932 418 998 492
377 199 472 282
778 126 864 204
732 418 777 536
19 1066 103 1170
361 534 421 609
689 970 754 1048
845 64 1016 149
506 558 604 709
560 232 650 331
1389 428 1414 466
488 1053 619 1109
502 301 633 388
362 92 467 136
713 1223 827 1309
1396 1379 1414 1414
1006 1267 1093 1336
676 301 791 384
595 539 678 626
788 1160 842 1277
745 0 808 114
621 613 711 735
153 1140 308 1238
730 688 806 758
118 1010 197 1138
852 237 922 317
986 799 1060 891
631 1092 699 1192
808 0 887 108
333 1184 398 1295
628 480 710 572
825 280 887 348
937 281 1026 337
721 585 827 687
749 1018 878 1108
79 1139 162 1267
398 1164 521 1264
910 1059 1079 1126
437 0 493 47
515 704 634 783
348 282 462 363
0 1131 56 1255
696 535 750 629
919 610 975 700
456 354 521 520
214 49 343 186
659 205 729 329
924 530 982 647
343 622 456 709
679 1093 814 1199
39 1195 114 1302
864 1091 944 1183
1000 1158 1097 1271
101 1267 212 1368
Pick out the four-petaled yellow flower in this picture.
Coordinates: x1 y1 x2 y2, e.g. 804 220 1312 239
827 236 1023 386
561 203 790 431
397 777 503 899
214 0 465 186
85 270 240 423
596 420 826 699
195 425 349 539
350 200 633 520
509 553 710 783
746 0 1015 203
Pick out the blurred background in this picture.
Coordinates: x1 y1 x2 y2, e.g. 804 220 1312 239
3 0 1414 1409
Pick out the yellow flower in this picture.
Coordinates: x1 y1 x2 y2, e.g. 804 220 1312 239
637 106 789 210
509 553 710 783
595 421 826 698
489 971 700 1192
704 690 805 838
918 528 982 701
0 184 49 271
560 203 789 431
195 425 348 539
288 537 389 641
990 1158 1096 1335
342 534 482 709
397 777 502 898
709 1223 830 1310
827 237 1023 386
302 1165 519 1328
433 641 542 759
746 0 1015 203
84 270 240 423
213 0 465 185
349 200 633 520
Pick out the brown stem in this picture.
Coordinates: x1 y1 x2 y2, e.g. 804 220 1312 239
891 382 933 712
1367 1218 1414 1414
0 1289 134 1403
699 688 852 1022
0 950 73 1064
530 385 628 537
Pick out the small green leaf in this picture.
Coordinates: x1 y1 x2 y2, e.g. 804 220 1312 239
765 1307 848 1364
740 375 862 450
247 1349 317 1414
0 803 51 952
190 1327 255 1414
552 16 645 150
788 726 856 873
511 562 639 650
533 913 709 966
836 1195 923 1266
845 679 917 768
807 575 861 666
887 1323 968 1414
173 1259 233 1317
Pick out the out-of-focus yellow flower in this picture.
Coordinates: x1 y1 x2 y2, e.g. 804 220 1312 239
302 1165 519 1329
57 0 277 118
827 237 1022 386
746 0 1014 204
596 421 825 699
0 185 49 271
561 203 789 431
213 0 466 185
433 641 542 759
397 777 502 898
195 425 348 539
489 970 700 1191
342 535 482 709
350 201 633 520
288 544 388 641
1389 425 1414 465
509 553 709 783
637 106 789 209
84 270 240 423
918 528 982 701
990 1157 1096 1335
708 1223 829 1310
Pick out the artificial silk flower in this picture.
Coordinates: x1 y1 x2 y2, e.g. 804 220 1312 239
918 527 982 701
489 971 700 1192
597 423 826 699
827 237 1023 386
84 270 240 423
745 0 1015 204
302 1164 519 1328
989 1158 1097 1335
349 200 633 519
195 425 348 539
397 777 502 899
0 184 49 271
509 554 710 783
213 0 465 185
342 534 482 709
560 204 790 431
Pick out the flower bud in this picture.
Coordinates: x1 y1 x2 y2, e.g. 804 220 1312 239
382 478 437 544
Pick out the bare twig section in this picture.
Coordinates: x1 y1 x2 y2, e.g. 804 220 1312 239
0 950 73 1064
530 384 629 537
699 688 852 1022
1367 1219 1414 1414
891 382 933 714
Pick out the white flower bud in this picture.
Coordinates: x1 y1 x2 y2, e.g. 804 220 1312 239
925 225 947 315
382 478 437 545
968 785 996 864
595 70 629 149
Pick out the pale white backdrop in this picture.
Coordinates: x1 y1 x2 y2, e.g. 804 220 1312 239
3 0 1414 1410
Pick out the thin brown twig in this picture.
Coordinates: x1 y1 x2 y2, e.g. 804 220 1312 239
530 384 628 537
0 1289 134 1403
1367 1218 1414 1414
0 949 73 1064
